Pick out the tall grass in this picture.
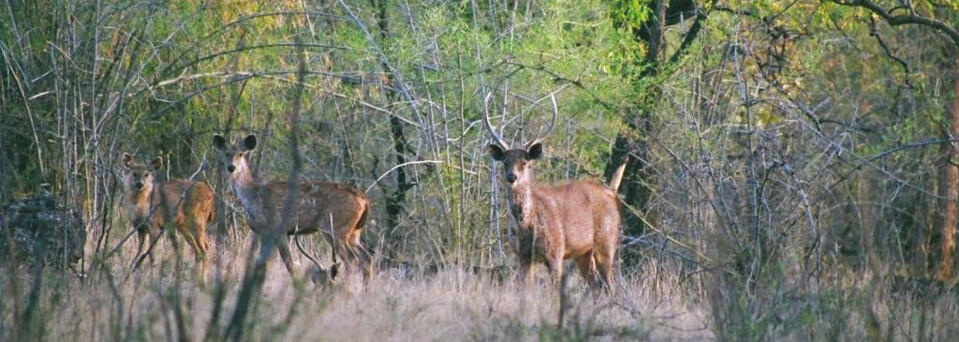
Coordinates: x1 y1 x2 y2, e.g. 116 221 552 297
2 235 714 341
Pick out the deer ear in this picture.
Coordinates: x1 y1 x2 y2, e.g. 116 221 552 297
243 135 258 151
526 143 543 160
149 157 163 171
488 144 506 161
213 135 227 150
121 153 133 167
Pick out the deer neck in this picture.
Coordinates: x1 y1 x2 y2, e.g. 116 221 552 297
229 170 265 223
127 184 154 218
507 183 536 228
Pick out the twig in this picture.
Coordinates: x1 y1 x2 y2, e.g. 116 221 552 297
336 0 420 115
365 160 443 193
830 0 959 46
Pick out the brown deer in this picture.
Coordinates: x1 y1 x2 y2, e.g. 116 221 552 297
119 153 214 278
483 93 626 290
212 134 373 283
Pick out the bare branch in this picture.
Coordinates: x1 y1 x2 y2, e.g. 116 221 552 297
831 0 959 46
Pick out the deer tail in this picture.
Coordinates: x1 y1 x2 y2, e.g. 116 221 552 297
607 157 628 192
356 199 370 231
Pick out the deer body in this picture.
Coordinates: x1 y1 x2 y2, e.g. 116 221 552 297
214 135 372 283
484 93 624 290
120 154 213 278
230 180 370 246
510 181 620 260
499 154 623 289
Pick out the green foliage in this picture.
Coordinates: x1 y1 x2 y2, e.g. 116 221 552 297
609 0 653 32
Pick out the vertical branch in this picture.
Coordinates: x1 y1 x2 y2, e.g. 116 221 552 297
215 32 249 241
733 31 764 281
941 57 959 280
365 0 413 260
603 0 669 266
224 41 308 341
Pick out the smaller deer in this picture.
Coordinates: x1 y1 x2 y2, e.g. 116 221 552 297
119 153 214 278
483 93 626 291
213 134 373 283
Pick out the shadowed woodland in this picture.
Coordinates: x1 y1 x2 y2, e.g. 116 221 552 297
3 0 959 340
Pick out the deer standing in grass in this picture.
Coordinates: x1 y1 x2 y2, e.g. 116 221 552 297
213 134 373 283
119 153 214 278
484 94 625 291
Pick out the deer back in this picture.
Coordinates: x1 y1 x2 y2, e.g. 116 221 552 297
148 180 215 228
238 180 368 235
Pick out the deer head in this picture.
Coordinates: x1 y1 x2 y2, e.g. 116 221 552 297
212 134 258 184
120 153 162 191
484 92 557 188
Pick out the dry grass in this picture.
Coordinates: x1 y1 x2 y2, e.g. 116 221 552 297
7 229 959 341
1 233 712 342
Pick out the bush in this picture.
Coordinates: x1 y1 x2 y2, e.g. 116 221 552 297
1 192 85 271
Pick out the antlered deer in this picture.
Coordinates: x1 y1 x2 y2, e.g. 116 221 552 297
119 153 214 278
484 94 626 290
212 134 373 283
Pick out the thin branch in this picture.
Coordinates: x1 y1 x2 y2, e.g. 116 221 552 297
868 16 912 87
668 6 706 65
831 0 959 46
336 0 420 115
504 61 616 111
365 160 443 193
159 42 346 78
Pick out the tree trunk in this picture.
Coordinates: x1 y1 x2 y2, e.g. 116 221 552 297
939 57 959 280
371 0 413 259
604 0 667 265
604 116 653 263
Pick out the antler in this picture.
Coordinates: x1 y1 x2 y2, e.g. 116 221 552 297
526 93 558 148
483 92 510 149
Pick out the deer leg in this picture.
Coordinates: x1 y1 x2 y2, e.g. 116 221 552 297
195 224 209 261
574 253 599 288
183 220 208 263
349 230 373 284
353 245 373 284
134 229 149 268
147 225 162 265
593 244 616 292
277 238 298 279
176 223 200 263
519 259 535 289
184 219 209 283
196 223 210 280
546 256 564 287
164 223 186 268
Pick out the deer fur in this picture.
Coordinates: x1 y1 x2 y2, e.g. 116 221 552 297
484 93 625 290
213 134 373 283
119 153 214 278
